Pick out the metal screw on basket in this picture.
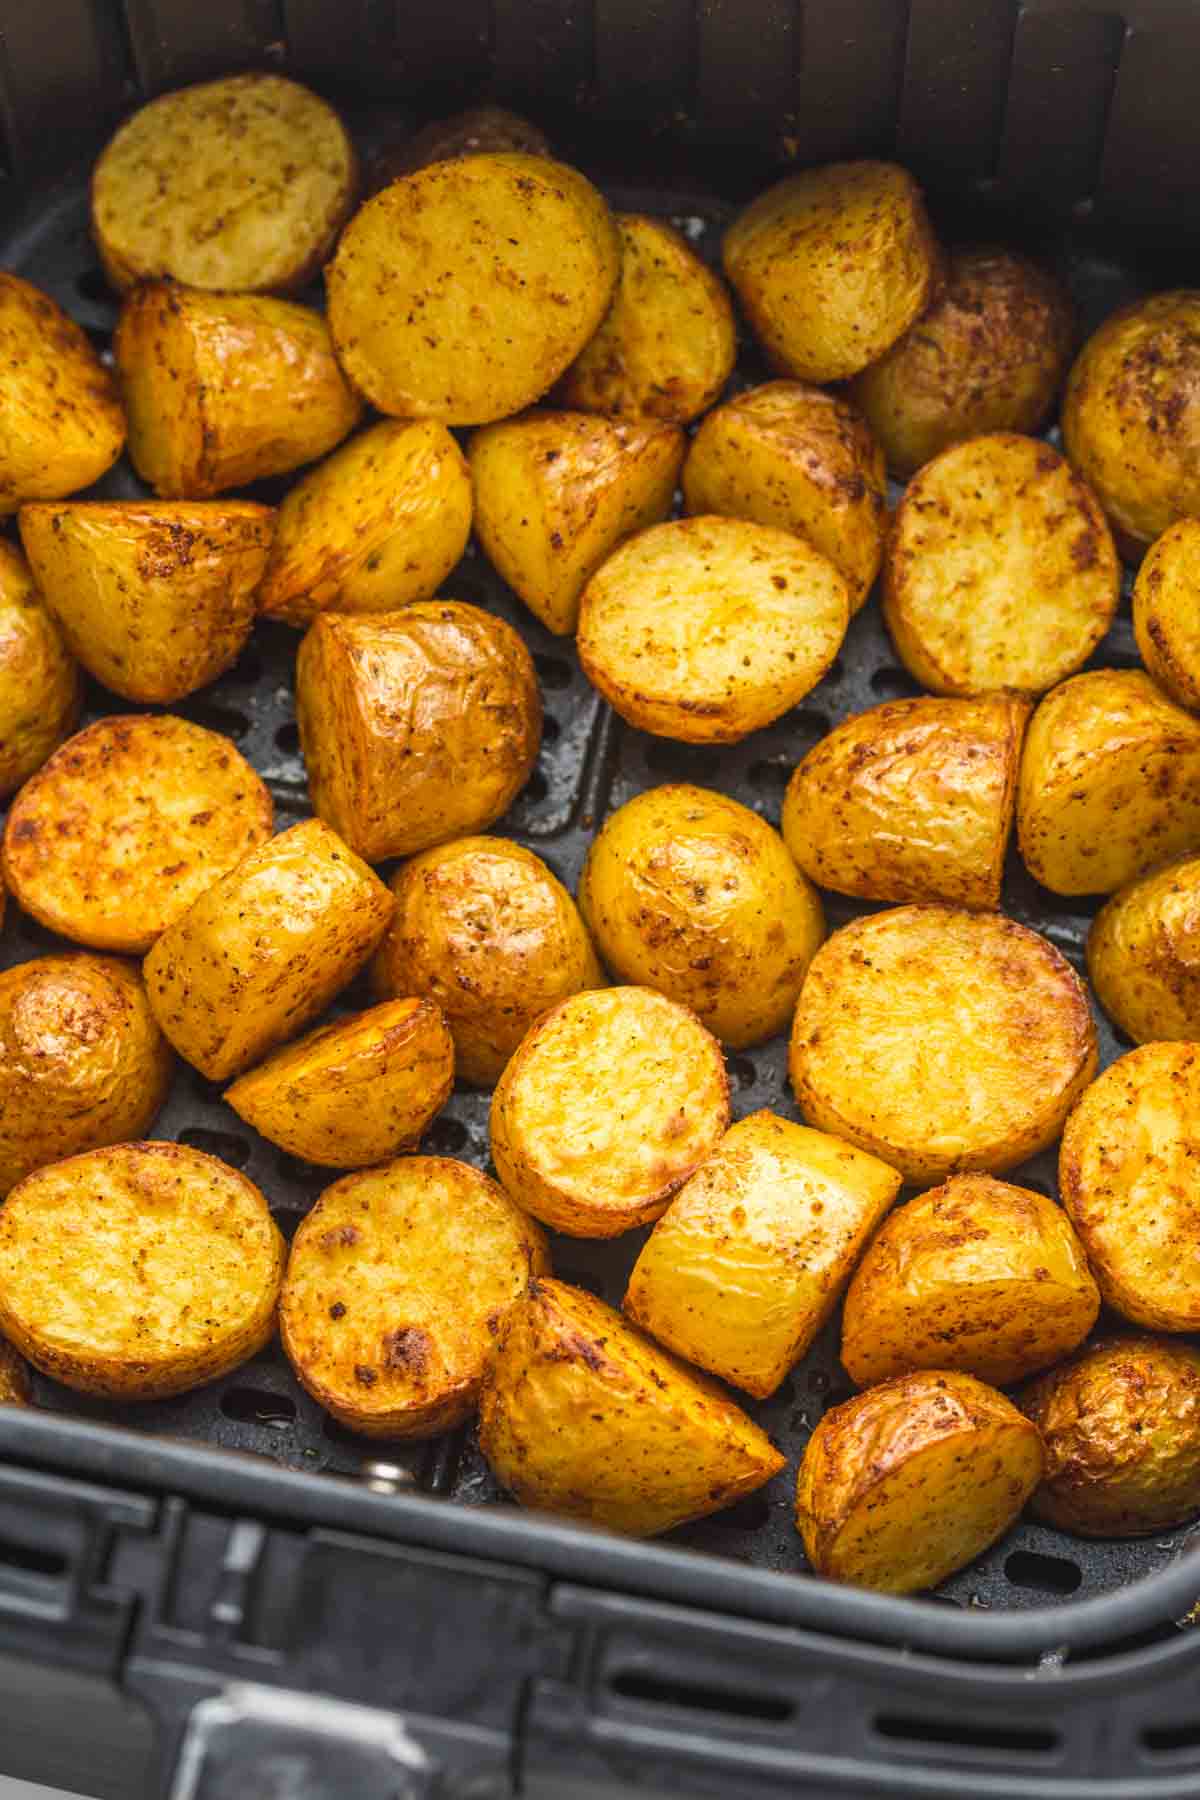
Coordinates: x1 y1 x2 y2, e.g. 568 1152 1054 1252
362 1459 418 1495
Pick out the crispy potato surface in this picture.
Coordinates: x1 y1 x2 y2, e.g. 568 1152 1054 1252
0 1337 31 1406
1087 854 1200 1043
1133 519 1200 711
368 105 552 190
0 540 80 799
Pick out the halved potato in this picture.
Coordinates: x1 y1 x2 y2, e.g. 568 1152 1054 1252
19 500 273 702
883 434 1120 695
479 1278 785 1536
782 694 1029 910
796 1369 1044 1593
625 1111 900 1398
368 105 552 191
841 1174 1099 1388
1017 669 1200 896
490 986 729 1236
0 540 80 799
578 783 824 1048
0 1141 284 1400
1087 854 1200 1042
3 714 273 954
1133 519 1200 711
326 155 620 425
143 818 394 1081
789 905 1097 1183
0 1337 31 1406
280 1155 547 1438
470 410 683 635
577 515 849 743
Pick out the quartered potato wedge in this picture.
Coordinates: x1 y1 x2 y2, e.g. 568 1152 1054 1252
0 540 80 800
1088 854 1200 1042
1133 519 1200 711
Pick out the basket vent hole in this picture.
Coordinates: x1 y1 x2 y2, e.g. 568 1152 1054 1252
177 1127 251 1169
425 1116 468 1154
705 1491 771 1532
76 267 113 305
0 1536 67 1578
183 700 251 742
610 1669 792 1724
220 1386 297 1429
727 1056 758 1089
789 706 830 739
747 759 790 795
534 653 573 691
541 713 561 744
274 721 301 755
225 647 265 686
875 1713 1058 1754
1143 1720 1200 1755
644 738 710 779
1004 1550 1082 1595
870 666 923 700
522 769 549 805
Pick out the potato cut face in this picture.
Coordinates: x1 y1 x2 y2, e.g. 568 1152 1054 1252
0 1336 30 1405
479 1278 785 1536
280 1156 548 1438
1133 519 1200 712
490 986 730 1236
626 1111 900 1397
883 434 1119 696
577 515 849 743
1087 855 1200 1043
789 905 1097 1183
0 539 80 799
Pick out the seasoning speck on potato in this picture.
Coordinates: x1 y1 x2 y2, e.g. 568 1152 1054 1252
0 539 80 799
1087 853 1200 1043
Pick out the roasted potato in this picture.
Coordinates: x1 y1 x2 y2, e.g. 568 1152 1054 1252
1133 519 1200 711
0 1141 283 1400
296 603 542 862
143 818 394 1081
470 411 683 636
3 714 273 954
281 1155 547 1437
368 105 552 191
371 837 603 1086
91 74 357 294
479 1278 785 1536
796 1370 1044 1593
850 247 1075 479
722 161 941 383
682 382 887 613
790 905 1097 1183
225 998 455 1168
490 986 729 1236
115 282 362 499
0 1337 31 1406
1020 1336 1200 1537
1087 854 1200 1042
0 540 80 799
1017 669 1200 896
578 784 824 1048
841 1174 1099 1389
19 500 273 702
883 434 1119 696
558 213 736 423
577 515 849 743
782 694 1029 910
0 953 171 1197
326 155 620 425
0 273 125 514
625 1111 900 1399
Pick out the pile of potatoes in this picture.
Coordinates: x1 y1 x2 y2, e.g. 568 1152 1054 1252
6 71 1200 1600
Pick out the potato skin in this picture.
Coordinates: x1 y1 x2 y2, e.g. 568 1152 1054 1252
372 837 604 1087
782 695 1028 910
479 1278 785 1536
841 1174 1099 1389
578 784 824 1048
225 998 455 1168
296 603 542 862
1133 519 1200 711
0 1337 31 1406
0 954 171 1197
0 540 81 799
368 105 552 191
1087 854 1200 1043
796 1369 1044 1593
626 1111 901 1398
281 1156 547 1438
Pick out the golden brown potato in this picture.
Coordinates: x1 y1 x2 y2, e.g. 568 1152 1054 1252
479 1278 784 1536
796 1370 1044 1593
0 1336 31 1406
577 515 849 743
326 155 620 426
225 998 455 1168
115 282 362 499
490 986 729 1236
0 953 171 1197
682 382 887 613
0 540 80 799
3 714 273 955
558 213 736 423
469 411 683 636
883 434 1119 695
1087 854 1200 1042
19 500 273 702
790 906 1097 1183
1020 1335 1200 1537
91 74 357 294
281 1155 547 1437
626 1111 900 1399
256 421 471 627
0 273 125 514
1133 519 1200 711
0 1141 283 1400
723 161 941 383
367 105 552 191
1017 669 1200 896
782 695 1029 910
578 784 824 1048
841 1174 1099 1389
850 247 1075 479
372 837 603 1087
296 603 541 862
143 818 394 1081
